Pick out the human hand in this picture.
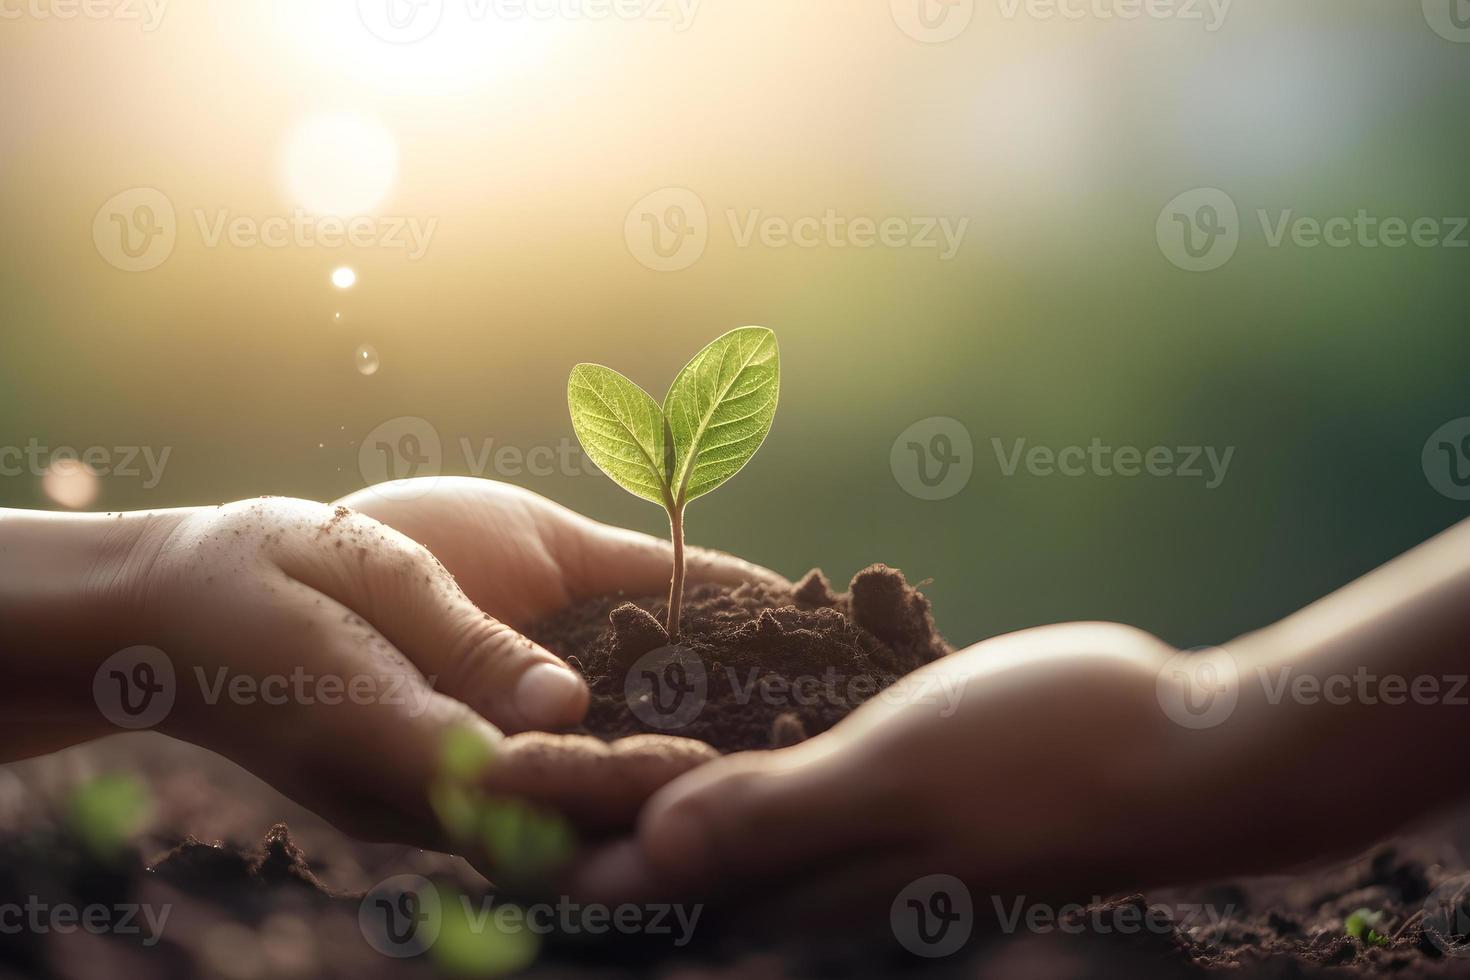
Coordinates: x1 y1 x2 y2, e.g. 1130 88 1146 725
334 476 787 632
570 623 1212 924
571 515 1470 931
1 488 781 857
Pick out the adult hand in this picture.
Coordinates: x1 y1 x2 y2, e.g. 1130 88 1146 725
1 484 785 858
571 623 1202 925
575 516 1470 931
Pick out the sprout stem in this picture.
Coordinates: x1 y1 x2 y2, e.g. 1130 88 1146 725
666 504 685 639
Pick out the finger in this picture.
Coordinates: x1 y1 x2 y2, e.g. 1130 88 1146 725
335 479 563 624
481 732 718 834
576 737 902 903
301 690 501 849
339 478 793 602
164 576 502 849
277 505 587 732
559 517 791 599
0 722 116 763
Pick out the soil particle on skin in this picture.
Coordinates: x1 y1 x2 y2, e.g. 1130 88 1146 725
526 564 951 753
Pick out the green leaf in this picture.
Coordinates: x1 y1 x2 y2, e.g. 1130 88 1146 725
662 326 779 505
568 363 671 505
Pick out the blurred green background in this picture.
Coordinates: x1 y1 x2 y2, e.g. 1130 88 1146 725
1 0 1466 650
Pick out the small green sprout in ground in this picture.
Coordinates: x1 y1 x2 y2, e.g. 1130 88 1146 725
430 884 540 978
67 773 152 861
568 326 780 638
1345 908 1391 947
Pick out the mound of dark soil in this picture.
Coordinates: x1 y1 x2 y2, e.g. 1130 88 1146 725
525 564 952 753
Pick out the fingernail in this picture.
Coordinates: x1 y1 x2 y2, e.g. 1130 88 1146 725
513 662 587 728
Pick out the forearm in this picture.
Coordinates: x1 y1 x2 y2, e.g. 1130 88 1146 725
1213 517 1470 868
0 508 183 723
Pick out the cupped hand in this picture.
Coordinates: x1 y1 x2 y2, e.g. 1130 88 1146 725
570 623 1221 924
334 476 786 635
116 482 783 853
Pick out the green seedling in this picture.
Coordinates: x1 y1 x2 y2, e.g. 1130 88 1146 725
568 326 780 638
1345 908 1391 947
67 773 152 861
431 884 540 977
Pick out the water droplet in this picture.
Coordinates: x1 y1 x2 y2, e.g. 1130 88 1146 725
332 266 356 289
354 344 380 375
333 312 342 322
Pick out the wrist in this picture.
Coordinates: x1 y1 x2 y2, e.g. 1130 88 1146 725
0 507 188 712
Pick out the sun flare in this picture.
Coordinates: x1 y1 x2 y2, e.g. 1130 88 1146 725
281 113 398 217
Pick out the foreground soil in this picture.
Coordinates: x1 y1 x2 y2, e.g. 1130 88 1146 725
7 803 1470 979
524 565 952 752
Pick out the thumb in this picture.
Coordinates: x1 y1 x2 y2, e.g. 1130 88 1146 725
278 507 587 733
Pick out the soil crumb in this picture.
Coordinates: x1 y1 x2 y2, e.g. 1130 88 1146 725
526 565 951 753
152 822 336 897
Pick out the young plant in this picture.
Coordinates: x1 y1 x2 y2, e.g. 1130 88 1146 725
1345 908 1391 947
568 326 780 639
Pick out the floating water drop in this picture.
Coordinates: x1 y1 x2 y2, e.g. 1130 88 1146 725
332 266 356 289
333 311 342 322
354 344 380 375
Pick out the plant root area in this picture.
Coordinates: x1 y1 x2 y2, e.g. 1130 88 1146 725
526 564 951 753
